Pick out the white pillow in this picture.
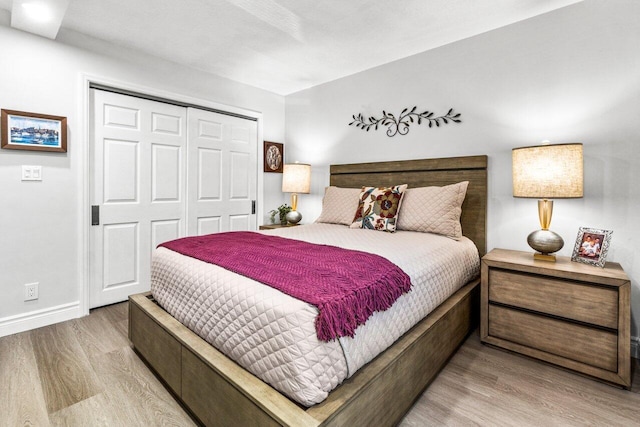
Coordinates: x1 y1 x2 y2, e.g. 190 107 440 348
315 186 362 225
396 181 469 240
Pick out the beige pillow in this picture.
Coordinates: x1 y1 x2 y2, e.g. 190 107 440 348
315 186 362 225
396 181 469 239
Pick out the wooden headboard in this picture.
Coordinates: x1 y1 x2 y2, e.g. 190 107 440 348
330 155 488 256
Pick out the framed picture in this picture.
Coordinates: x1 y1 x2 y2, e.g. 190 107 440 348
571 227 613 267
1 109 67 153
263 141 283 173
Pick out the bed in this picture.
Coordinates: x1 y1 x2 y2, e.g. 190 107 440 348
129 155 488 426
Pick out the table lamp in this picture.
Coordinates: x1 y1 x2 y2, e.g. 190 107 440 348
512 143 583 261
282 163 311 224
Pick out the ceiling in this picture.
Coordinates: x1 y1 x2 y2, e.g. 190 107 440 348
1 0 583 95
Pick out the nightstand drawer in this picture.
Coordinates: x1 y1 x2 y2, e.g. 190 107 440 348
488 269 618 329
488 305 618 372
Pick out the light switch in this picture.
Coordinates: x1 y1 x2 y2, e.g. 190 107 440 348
21 166 31 180
22 165 42 181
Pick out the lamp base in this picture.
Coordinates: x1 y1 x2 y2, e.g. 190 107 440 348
286 210 302 225
533 252 557 262
527 229 564 262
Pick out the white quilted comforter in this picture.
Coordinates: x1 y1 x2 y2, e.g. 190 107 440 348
151 223 479 406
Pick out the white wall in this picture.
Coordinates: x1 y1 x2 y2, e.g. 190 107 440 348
0 19 285 332
285 0 640 347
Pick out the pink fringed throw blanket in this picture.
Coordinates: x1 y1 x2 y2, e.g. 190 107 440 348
159 232 411 341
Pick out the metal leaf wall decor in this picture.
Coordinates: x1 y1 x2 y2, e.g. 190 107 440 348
349 107 461 137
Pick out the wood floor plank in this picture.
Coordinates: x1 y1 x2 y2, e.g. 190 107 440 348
97 302 129 339
30 322 103 414
91 345 196 426
0 332 50 427
70 306 128 362
400 333 640 426
445 346 603 425
48 392 122 427
466 339 640 424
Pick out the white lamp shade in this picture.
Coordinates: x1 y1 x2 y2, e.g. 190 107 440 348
282 163 311 194
512 143 583 199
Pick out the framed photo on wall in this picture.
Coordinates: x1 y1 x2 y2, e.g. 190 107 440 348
1 109 67 153
571 227 613 267
263 141 283 173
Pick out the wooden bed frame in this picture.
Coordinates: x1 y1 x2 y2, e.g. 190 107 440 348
129 155 488 426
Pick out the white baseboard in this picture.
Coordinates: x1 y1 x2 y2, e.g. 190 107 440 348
632 336 640 360
0 302 81 338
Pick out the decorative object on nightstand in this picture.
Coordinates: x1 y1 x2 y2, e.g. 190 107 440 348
512 143 583 262
571 226 613 267
282 163 311 225
268 204 292 225
480 248 631 389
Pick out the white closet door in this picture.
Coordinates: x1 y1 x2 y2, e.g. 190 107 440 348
89 89 187 308
186 107 257 235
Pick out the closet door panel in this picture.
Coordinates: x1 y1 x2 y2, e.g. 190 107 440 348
187 108 257 235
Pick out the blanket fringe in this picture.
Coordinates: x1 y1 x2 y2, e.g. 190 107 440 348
315 268 411 341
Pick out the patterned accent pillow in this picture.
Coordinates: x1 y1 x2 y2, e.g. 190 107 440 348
315 186 362 225
396 181 469 240
350 185 408 232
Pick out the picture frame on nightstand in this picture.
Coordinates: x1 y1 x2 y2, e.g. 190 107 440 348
571 227 612 267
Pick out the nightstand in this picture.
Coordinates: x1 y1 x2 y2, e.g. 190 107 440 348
480 248 631 388
259 224 299 230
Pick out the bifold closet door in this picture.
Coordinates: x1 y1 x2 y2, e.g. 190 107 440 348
186 107 257 235
89 89 187 308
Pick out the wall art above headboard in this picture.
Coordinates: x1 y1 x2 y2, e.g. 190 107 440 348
349 106 461 137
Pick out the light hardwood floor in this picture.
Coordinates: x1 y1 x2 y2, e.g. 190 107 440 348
1 302 638 426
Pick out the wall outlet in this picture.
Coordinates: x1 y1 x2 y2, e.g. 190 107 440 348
24 282 39 301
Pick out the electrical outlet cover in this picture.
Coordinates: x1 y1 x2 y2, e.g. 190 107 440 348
24 282 39 301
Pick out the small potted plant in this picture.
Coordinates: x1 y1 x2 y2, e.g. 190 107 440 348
269 204 292 225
